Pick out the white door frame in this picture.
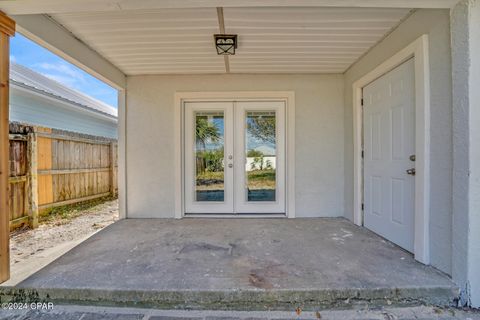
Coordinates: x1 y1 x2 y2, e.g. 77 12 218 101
352 35 430 264
174 91 296 219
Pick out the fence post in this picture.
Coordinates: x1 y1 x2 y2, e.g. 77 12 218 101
27 132 38 228
109 141 116 197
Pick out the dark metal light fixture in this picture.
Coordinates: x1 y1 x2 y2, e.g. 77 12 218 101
214 34 237 55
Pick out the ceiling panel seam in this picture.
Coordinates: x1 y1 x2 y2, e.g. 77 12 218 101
216 7 230 73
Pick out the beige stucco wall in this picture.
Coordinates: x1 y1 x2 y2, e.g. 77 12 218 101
126 74 344 219
344 9 453 274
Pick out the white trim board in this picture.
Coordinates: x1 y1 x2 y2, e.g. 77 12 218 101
0 0 460 15
352 35 430 264
174 91 296 219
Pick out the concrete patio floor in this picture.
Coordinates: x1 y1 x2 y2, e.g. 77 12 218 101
1 218 457 310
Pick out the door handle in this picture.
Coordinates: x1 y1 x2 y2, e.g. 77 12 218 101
228 163 233 168
406 168 416 176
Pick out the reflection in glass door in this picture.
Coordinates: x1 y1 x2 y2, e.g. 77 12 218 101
235 101 285 214
184 101 285 215
185 102 234 214
245 111 277 202
194 111 225 202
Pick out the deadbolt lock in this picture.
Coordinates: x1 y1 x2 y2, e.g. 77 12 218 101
409 155 416 162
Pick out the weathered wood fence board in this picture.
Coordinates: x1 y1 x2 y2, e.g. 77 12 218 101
8 137 28 228
8 123 118 230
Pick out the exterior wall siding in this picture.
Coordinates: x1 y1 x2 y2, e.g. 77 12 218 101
10 88 117 139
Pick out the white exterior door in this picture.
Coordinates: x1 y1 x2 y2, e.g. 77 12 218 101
184 101 286 215
363 58 415 252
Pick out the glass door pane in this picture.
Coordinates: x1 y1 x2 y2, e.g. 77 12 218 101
245 111 276 202
194 111 225 202
234 101 285 214
185 102 234 214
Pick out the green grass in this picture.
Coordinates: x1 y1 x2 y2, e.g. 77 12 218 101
247 169 276 189
196 169 276 190
196 169 275 182
196 171 223 180
247 169 275 181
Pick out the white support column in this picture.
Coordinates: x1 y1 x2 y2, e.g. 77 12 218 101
467 0 480 308
451 0 480 308
117 89 127 219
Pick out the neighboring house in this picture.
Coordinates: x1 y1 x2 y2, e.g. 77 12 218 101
0 0 479 309
9 62 117 138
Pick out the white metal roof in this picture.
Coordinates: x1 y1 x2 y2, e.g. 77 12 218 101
10 62 118 118
50 7 411 75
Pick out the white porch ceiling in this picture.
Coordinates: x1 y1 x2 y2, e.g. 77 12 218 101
225 7 410 73
50 7 411 75
53 9 226 75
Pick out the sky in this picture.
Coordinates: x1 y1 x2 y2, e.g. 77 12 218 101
10 33 118 108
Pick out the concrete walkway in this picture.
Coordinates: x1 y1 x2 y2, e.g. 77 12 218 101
0 218 457 310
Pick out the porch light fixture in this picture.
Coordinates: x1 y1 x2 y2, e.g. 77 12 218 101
214 34 237 55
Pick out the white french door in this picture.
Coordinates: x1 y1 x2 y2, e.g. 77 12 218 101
184 101 286 215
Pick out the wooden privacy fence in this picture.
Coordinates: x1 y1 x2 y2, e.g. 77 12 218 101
8 123 118 230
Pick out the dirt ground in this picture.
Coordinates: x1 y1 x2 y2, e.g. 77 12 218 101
9 199 119 266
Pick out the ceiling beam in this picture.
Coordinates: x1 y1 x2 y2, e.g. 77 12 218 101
13 14 126 89
0 0 461 15
216 7 230 74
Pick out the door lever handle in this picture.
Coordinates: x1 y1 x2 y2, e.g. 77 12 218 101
406 168 416 176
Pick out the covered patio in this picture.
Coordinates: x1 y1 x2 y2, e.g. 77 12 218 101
3 218 455 309
0 0 480 309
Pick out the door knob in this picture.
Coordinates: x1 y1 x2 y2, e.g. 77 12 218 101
406 168 416 176
228 163 233 168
